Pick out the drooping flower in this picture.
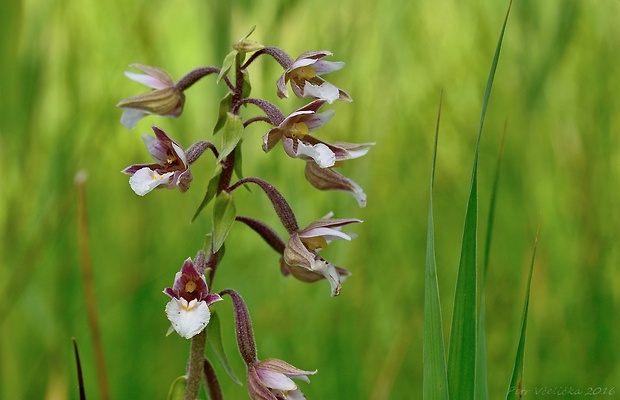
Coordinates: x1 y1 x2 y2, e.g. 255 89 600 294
282 213 361 296
117 64 185 129
280 257 352 292
221 288 316 400
277 51 351 104
263 100 369 169
122 126 192 196
304 162 367 208
248 358 317 400
163 258 222 339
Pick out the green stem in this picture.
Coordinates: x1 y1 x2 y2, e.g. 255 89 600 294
185 329 207 400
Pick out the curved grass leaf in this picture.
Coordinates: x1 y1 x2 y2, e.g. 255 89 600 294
447 167 478 399
423 90 449 400
505 220 539 400
447 1 512 398
476 123 508 400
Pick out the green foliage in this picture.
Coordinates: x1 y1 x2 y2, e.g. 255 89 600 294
217 113 244 163
476 125 507 400
192 166 222 222
447 3 511 396
207 310 242 385
422 92 448 400
2 0 619 399
212 191 236 253
505 223 539 400
166 375 187 400
212 93 233 135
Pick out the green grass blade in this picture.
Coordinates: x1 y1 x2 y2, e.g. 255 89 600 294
447 1 512 398
505 219 540 400
447 166 478 398
476 123 508 400
423 90 449 400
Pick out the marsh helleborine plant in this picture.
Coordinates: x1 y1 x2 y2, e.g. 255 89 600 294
116 27 373 399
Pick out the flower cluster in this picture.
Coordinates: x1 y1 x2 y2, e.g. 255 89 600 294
117 28 371 399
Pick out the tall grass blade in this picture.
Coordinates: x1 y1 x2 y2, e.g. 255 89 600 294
75 171 110 400
447 1 512 398
476 124 508 400
423 90 449 400
71 338 87 400
505 218 540 400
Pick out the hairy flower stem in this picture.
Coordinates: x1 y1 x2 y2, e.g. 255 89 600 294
176 66 230 92
233 98 284 125
236 215 286 254
203 359 223 400
220 289 258 365
231 56 246 109
241 46 293 70
185 329 207 400
228 177 299 234
205 249 222 287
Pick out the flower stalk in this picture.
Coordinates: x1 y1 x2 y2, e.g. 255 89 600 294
176 66 225 91
228 177 299 234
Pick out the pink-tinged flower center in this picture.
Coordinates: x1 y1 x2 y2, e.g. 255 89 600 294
296 66 316 80
179 273 204 301
289 122 309 140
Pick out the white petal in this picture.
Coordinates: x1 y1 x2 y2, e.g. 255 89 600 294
256 368 297 391
142 134 168 163
347 179 367 207
171 141 188 167
124 71 169 90
299 227 353 241
286 140 335 168
286 389 307 400
312 259 342 297
165 298 211 339
304 109 335 132
304 82 339 104
342 146 372 159
290 58 318 71
128 167 173 196
312 60 345 74
353 192 367 208
120 108 149 130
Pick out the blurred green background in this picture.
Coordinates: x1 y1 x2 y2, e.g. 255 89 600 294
2 0 619 398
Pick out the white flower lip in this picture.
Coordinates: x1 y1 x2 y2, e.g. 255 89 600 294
165 297 211 339
303 81 340 104
129 167 173 196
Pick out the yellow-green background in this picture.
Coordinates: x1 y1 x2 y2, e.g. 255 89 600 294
2 0 619 398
